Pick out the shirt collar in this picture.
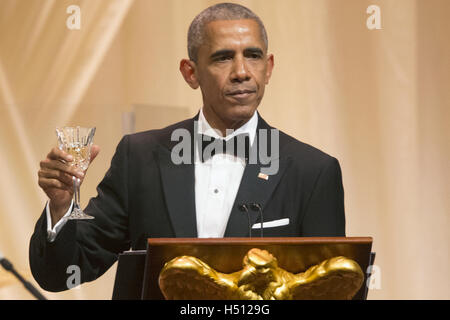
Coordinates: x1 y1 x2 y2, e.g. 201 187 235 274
197 108 258 146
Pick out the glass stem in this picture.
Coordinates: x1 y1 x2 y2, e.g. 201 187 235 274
73 176 81 210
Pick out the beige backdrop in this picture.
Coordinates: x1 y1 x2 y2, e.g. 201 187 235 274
0 0 448 299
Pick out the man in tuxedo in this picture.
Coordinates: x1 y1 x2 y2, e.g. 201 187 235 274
30 3 345 292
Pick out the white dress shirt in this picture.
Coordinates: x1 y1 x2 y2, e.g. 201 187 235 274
195 109 257 238
46 200 72 242
46 109 258 241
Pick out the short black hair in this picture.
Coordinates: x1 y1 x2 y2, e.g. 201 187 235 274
187 3 268 62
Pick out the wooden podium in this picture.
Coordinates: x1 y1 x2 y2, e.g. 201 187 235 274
112 237 374 300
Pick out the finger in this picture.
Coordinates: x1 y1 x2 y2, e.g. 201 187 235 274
38 168 78 187
40 158 75 175
40 159 84 179
47 147 73 162
38 177 73 192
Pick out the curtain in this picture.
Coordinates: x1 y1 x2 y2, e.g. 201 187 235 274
0 0 448 299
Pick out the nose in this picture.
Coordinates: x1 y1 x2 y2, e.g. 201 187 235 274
230 56 250 83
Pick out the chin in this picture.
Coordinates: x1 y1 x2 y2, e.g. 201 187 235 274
228 105 258 121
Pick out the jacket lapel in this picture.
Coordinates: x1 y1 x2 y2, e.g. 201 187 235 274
224 116 291 237
157 117 198 237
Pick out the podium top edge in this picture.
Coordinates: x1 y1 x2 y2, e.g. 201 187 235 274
147 237 373 245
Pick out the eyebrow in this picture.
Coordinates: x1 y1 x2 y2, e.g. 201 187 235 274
244 47 264 56
210 47 264 60
210 49 234 60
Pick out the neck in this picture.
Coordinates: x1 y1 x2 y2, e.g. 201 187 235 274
202 107 252 137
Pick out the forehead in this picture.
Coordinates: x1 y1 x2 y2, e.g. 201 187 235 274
202 19 265 51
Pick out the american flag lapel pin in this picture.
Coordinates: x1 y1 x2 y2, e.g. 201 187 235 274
258 172 269 180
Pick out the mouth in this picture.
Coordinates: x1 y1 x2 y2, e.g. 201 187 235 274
225 89 256 100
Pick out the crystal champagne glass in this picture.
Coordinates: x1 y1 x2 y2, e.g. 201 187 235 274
56 126 96 220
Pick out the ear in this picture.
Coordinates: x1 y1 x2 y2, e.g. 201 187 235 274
180 59 199 89
264 54 274 85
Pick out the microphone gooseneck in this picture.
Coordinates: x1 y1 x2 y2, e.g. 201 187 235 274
249 203 264 238
0 251 47 300
238 204 252 237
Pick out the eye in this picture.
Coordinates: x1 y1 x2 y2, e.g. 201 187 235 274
215 56 232 62
246 52 262 60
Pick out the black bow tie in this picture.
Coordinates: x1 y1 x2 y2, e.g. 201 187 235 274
198 133 250 162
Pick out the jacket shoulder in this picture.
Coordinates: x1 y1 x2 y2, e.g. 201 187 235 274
125 117 194 148
278 130 338 167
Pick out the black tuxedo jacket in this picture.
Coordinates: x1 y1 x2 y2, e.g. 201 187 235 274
29 114 345 291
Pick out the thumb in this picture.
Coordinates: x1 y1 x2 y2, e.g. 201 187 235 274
89 144 101 165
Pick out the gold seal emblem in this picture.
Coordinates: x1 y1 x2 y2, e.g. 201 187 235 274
159 248 364 300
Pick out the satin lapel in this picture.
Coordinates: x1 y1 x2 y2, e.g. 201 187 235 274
224 116 291 237
157 117 198 237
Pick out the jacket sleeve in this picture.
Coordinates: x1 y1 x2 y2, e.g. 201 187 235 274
29 135 132 292
300 157 346 236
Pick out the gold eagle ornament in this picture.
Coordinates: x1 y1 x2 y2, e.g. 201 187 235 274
159 248 364 300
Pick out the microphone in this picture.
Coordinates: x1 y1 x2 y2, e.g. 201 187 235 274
0 250 47 300
249 203 264 238
238 204 252 237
